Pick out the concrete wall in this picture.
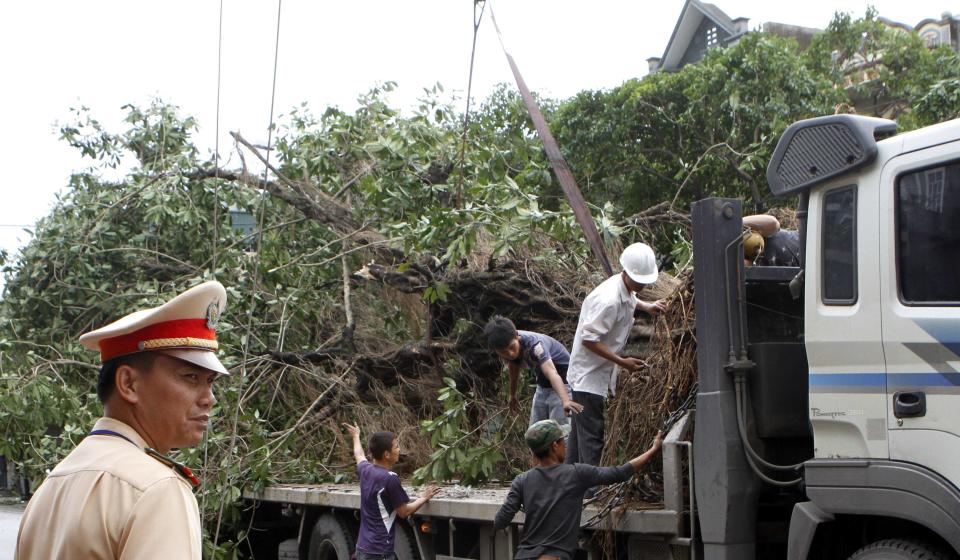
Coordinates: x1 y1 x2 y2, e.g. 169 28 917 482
761 22 820 50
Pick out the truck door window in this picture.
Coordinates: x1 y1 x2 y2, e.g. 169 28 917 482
822 185 858 305
897 161 960 305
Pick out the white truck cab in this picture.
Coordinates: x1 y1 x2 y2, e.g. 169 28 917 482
770 115 960 560
806 117 960 477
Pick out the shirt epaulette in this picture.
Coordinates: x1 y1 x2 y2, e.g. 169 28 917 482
145 448 201 489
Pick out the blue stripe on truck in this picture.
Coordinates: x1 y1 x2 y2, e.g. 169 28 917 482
809 373 885 387
890 372 960 387
809 372 960 388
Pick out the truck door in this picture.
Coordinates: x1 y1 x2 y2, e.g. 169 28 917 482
879 141 960 486
806 173 887 459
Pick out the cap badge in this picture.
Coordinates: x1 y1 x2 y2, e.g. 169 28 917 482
206 300 221 330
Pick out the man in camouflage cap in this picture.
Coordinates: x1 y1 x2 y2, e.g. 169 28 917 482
494 419 662 560
525 418 573 455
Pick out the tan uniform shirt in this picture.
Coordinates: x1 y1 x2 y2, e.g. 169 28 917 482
15 417 202 559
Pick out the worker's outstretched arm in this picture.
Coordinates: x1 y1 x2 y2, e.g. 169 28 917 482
342 423 366 465
637 299 667 315
394 485 440 519
627 432 663 471
576 433 663 487
582 340 645 373
540 359 583 415
507 362 521 413
743 214 780 237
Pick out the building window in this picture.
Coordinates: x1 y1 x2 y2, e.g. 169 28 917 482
897 161 960 304
822 185 857 305
706 26 718 47
920 28 942 48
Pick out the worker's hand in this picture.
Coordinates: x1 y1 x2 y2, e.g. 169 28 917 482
649 431 664 453
620 357 646 373
641 299 667 316
509 396 521 414
422 485 441 500
563 400 584 415
342 423 360 439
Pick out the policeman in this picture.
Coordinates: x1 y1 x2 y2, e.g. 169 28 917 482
15 281 229 560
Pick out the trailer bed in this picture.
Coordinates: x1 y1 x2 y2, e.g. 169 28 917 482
247 480 680 535
246 412 693 541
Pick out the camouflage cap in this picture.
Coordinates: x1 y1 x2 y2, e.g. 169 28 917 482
524 419 571 454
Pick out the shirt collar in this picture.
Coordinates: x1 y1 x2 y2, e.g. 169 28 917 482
516 331 528 347
92 417 150 450
615 272 634 304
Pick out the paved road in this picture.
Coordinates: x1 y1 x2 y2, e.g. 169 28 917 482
0 504 24 560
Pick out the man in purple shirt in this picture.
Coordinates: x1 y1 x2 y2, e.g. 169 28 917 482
344 424 439 559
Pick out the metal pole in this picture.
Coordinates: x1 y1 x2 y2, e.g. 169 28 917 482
692 198 760 560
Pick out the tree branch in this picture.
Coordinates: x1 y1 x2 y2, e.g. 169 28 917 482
189 167 402 263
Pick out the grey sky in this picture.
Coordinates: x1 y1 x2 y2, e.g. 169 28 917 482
0 0 956 268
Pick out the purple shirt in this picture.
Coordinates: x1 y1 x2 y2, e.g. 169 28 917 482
356 460 409 554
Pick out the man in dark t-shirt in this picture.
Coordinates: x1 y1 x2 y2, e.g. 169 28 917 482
345 424 439 559
494 420 662 559
484 316 583 426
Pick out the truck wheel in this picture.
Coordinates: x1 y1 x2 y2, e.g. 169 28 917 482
848 538 954 560
395 522 420 560
308 514 355 560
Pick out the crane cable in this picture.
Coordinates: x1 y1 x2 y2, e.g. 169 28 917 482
212 0 225 275
201 0 225 527
454 0 487 208
487 1 614 276
212 0 284 547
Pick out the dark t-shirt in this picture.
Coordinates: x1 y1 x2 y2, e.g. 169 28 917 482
356 460 410 555
493 462 634 559
759 230 801 267
508 330 571 388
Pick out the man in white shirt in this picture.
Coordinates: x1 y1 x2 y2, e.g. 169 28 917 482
565 243 666 466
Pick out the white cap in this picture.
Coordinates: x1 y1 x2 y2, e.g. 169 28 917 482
79 281 229 375
619 243 659 285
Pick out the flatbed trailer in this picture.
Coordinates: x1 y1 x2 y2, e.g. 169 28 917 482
243 412 694 560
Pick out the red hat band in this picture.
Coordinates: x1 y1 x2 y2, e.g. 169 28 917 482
98 319 218 362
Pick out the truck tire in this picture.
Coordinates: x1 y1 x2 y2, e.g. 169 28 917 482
395 522 420 560
847 538 955 560
308 514 355 560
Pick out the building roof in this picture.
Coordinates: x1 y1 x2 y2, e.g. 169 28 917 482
877 16 915 33
879 13 960 33
657 0 744 72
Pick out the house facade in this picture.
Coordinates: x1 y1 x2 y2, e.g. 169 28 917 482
880 13 960 51
647 0 818 74
648 1 959 75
